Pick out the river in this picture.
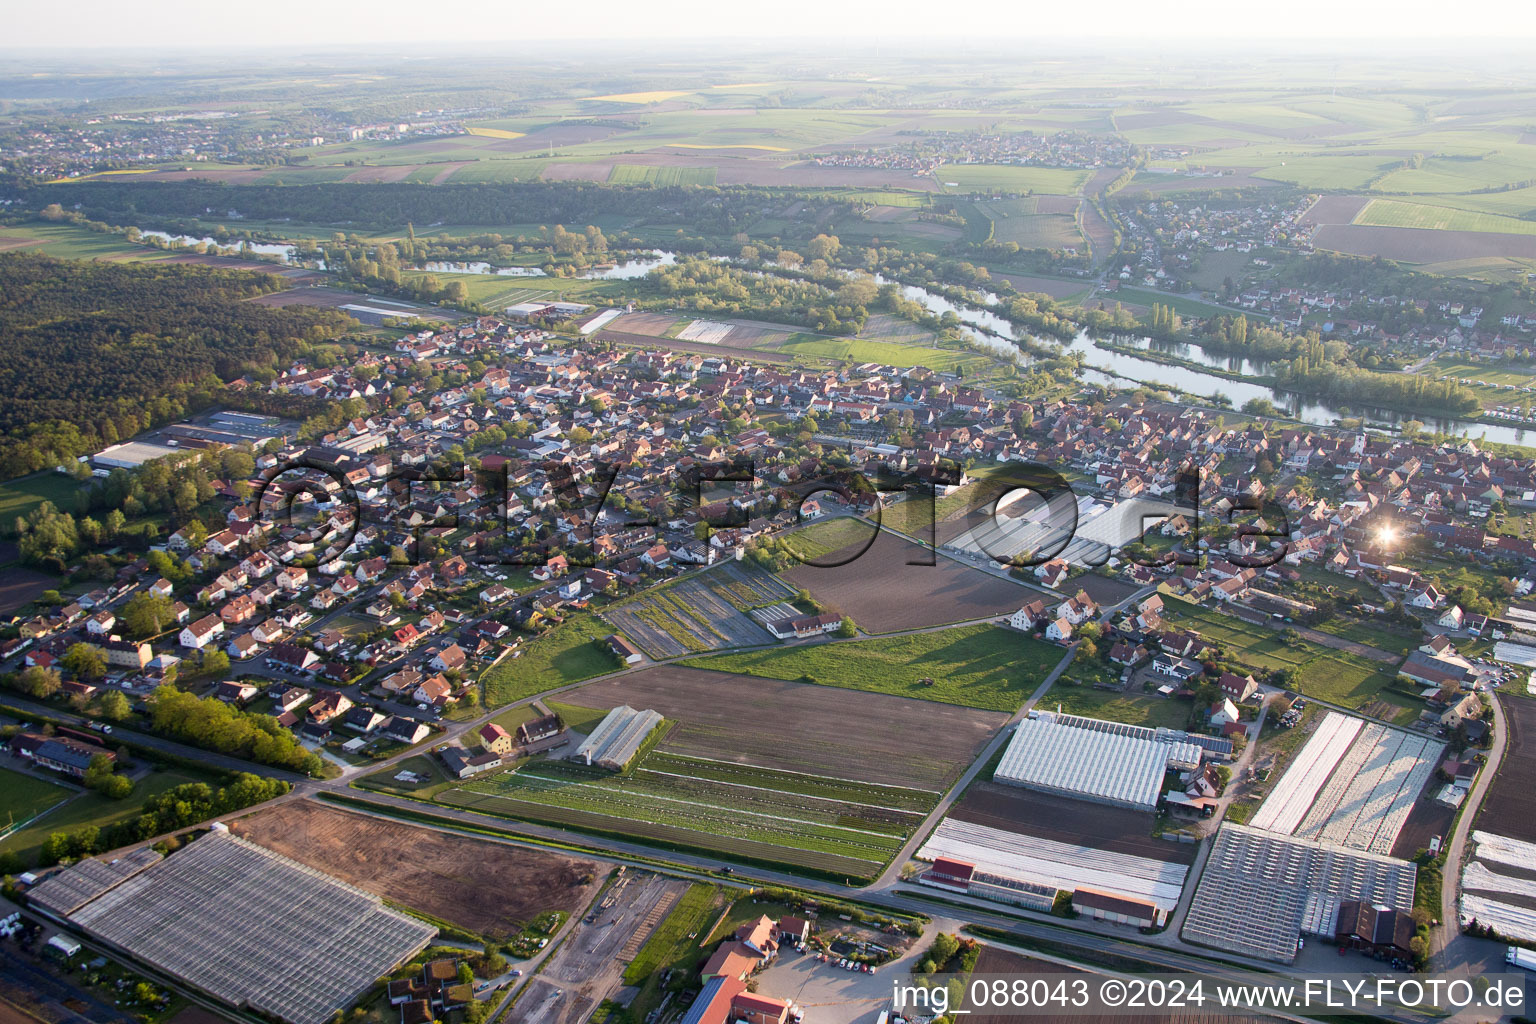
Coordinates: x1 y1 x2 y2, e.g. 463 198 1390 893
875 276 1531 446
131 233 1532 445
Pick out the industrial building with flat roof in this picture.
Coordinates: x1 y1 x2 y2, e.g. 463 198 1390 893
994 713 1203 811
1181 823 1417 963
29 831 435 1024
570 705 665 771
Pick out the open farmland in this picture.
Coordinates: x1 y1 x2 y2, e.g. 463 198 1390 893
233 798 600 938
938 165 1090 195
566 666 1005 788
1478 695 1536 844
969 198 1085 249
441 665 1006 879
447 749 924 879
602 571 786 658
608 164 718 186
1312 223 1536 263
681 622 1061 712
782 525 1039 633
1248 712 1441 854
1354 198 1536 236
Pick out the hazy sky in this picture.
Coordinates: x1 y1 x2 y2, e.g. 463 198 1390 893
6 0 1534 49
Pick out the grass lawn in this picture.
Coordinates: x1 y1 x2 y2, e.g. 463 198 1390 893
353 755 459 799
0 767 72 828
544 701 610 736
622 883 726 985
481 615 621 707
678 624 1061 712
780 517 881 562
0 471 87 528
1037 683 1194 729
1115 287 1231 319
776 335 992 373
1159 595 1400 711
0 768 213 867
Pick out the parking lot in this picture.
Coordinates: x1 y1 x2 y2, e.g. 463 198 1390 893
755 923 935 1024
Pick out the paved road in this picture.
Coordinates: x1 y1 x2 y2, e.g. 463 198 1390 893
1434 693 1510 960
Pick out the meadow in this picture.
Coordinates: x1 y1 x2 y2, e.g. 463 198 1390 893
480 614 619 706
1158 595 1405 714
679 622 1057 712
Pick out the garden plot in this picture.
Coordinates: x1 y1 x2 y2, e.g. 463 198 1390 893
1470 831 1536 873
1290 722 1442 854
603 574 777 658
712 562 796 608
1461 894 1536 944
1250 712 1361 835
676 320 736 344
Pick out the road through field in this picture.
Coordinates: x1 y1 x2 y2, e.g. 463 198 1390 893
871 641 1079 887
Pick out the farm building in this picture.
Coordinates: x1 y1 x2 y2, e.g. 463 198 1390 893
763 611 843 640
994 713 1202 811
916 818 1187 919
1181 823 1417 963
28 832 435 1024
1072 888 1162 929
570 705 664 771
917 854 1058 912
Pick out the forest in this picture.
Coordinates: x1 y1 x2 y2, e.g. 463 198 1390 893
0 253 354 478
10 180 768 236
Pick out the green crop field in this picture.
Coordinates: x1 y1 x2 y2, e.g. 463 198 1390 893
442 749 928 879
938 165 1090 195
608 164 718 186
1355 199 1536 236
679 623 1057 712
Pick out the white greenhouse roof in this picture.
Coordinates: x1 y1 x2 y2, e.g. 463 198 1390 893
994 713 1200 810
56 832 435 1024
